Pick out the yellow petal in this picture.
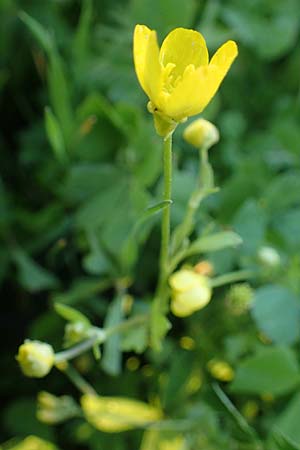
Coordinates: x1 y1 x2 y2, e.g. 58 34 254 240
81 394 162 433
164 40 238 120
159 28 208 79
163 65 210 120
169 269 200 292
133 24 161 103
171 285 211 317
209 40 238 73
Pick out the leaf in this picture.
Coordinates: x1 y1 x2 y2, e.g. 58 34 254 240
72 0 92 64
101 296 124 376
271 431 300 450
44 107 66 163
121 323 148 354
230 346 300 397
150 300 171 351
184 231 242 257
163 351 194 408
52 278 112 306
20 12 73 142
252 285 300 345
273 209 300 251
19 11 53 53
233 200 267 255
212 384 258 440
12 249 58 292
262 172 300 214
54 302 91 326
273 392 300 447
143 200 173 219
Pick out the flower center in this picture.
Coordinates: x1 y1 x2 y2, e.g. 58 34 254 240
161 62 195 94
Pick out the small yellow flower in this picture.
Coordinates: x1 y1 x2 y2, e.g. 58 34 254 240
183 118 219 149
16 340 55 378
207 358 234 382
81 394 162 433
133 25 238 135
169 269 212 317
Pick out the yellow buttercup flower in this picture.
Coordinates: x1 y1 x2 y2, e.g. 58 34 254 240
133 25 238 135
169 269 212 317
16 340 55 378
81 394 162 433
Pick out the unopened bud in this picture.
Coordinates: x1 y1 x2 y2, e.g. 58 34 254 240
16 340 55 378
183 118 219 150
37 391 79 424
226 283 253 315
169 269 212 317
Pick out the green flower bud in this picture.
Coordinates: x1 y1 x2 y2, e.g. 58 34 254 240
183 118 219 150
16 340 55 378
226 283 253 315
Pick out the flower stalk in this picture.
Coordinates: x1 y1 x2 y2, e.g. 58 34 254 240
159 134 173 291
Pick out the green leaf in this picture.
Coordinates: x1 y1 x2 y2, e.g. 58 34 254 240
185 231 242 257
273 392 300 446
273 209 300 251
271 431 300 450
230 346 300 397
54 302 91 326
121 323 148 354
44 107 66 163
150 301 171 351
52 278 112 306
263 172 300 214
72 0 92 64
163 351 194 408
12 249 58 292
252 285 300 345
212 384 258 440
233 200 267 255
20 12 73 143
19 11 53 53
101 296 124 376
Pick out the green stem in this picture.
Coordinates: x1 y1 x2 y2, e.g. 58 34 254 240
60 364 97 395
54 314 148 363
170 145 216 257
105 314 148 337
159 134 173 288
210 270 255 288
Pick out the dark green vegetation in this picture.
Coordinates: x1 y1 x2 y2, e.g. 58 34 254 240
1 0 300 448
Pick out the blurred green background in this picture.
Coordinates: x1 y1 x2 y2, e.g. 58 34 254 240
1 0 300 449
